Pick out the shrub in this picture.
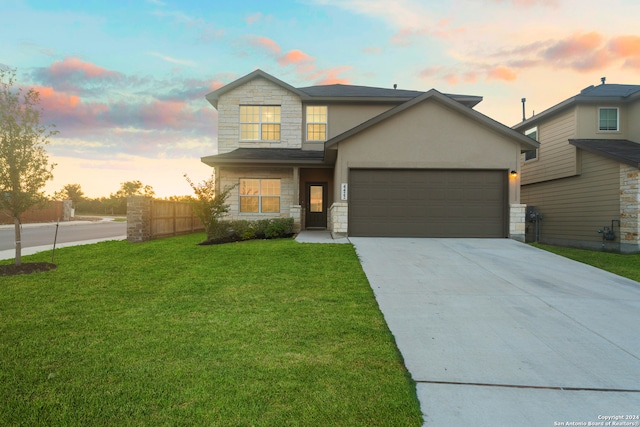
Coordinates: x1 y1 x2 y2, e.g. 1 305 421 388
265 218 294 239
200 217 295 245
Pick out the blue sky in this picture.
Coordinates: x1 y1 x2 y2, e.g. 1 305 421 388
3 0 640 197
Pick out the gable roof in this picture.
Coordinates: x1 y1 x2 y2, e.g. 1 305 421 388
206 69 482 109
569 139 640 168
205 69 309 108
514 83 640 130
325 88 539 151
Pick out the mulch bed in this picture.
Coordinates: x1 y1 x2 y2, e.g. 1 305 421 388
0 262 57 277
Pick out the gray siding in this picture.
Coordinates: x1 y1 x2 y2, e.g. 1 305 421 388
521 108 577 185
521 151 620 247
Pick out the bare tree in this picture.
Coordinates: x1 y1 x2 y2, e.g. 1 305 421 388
0 68 57 266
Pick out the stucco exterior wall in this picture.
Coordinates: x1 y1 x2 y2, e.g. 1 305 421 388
331 99 522 205
216 77 302 153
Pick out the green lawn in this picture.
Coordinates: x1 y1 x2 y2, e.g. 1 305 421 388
0 235 423 426
531 243 640 282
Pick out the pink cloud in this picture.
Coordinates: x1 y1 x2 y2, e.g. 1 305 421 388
609 35 640 56
34 85 81 109
139 100 190 129
247 35 282 55
544 32 604 61
48 57 121 80
277 50 313 66
311 67 352 85
486 66 518 82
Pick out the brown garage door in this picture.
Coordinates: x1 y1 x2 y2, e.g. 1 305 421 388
349 169 507 237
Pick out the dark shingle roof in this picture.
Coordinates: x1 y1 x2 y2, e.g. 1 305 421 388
201 148 324 166
297 84 482 107
206 69 482 109
514 83 640 130
569 139 640 168
298 84 424 98
577 84 640 98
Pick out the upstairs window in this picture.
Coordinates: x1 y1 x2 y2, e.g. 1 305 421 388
239 179 281 213
240 106 281 141
599 107 619 131
523 126 538 162
306 106 327 141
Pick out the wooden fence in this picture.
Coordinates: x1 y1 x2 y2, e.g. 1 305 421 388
0 200 72 225
151 199 203 238
127 196 204 242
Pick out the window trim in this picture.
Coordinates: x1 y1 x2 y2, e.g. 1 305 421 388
239 178 281 213
306 105 328 142
598 107 619 132
523 126 538 162
239 105 281 141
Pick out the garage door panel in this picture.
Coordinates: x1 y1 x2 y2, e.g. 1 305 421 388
349 169 507 237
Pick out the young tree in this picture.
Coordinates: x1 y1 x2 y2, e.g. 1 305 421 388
0 68 57 266
184 173 235 238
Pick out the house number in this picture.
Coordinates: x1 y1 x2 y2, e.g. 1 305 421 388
341 183 348 200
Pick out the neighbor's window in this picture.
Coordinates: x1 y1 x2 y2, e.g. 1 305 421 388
599 107 619 131
523 126 538 162
240 105 281 141
239 179 281 213
306 106 327 141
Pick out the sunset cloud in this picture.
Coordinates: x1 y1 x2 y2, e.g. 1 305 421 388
32 57 123 95
247 36 282 55
487 66 518 82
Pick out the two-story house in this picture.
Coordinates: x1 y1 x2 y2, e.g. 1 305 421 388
514 81 640 252
201 69 538 239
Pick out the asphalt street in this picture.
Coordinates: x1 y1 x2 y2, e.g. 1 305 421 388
0 219 127 260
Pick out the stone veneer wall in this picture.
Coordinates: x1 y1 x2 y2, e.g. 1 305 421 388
329 203 348 234
290 205 301 233
620 164 640 252
127 195 152 242
217 77 302 153
509 204 526 242
219 167 295 221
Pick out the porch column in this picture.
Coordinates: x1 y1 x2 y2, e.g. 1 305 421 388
292 167 300 203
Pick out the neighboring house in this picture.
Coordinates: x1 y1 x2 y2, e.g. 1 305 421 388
201 69 538 240
514 81 640 252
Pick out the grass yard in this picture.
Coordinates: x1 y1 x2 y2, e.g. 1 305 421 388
0 235 423 426
532 243 640 282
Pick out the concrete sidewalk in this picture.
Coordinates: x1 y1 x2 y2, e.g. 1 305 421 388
351 238 640 427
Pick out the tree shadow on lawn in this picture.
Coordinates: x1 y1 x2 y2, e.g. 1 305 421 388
0 262 57 277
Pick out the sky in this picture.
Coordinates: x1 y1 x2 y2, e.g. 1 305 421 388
2 0 640 198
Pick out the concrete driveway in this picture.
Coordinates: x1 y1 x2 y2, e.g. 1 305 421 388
350 238 640 427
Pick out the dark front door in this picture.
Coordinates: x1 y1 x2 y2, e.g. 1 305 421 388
305 183 327 229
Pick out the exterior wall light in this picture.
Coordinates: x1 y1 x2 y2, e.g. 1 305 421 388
510 170 518 177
